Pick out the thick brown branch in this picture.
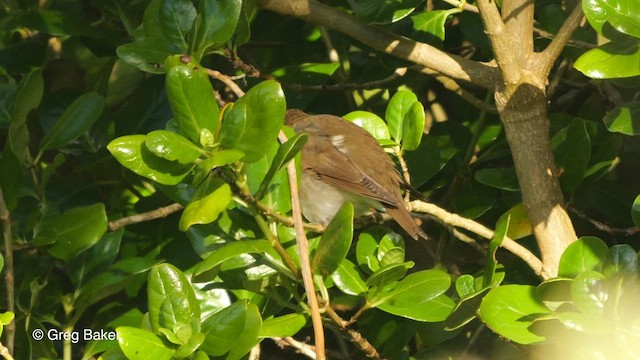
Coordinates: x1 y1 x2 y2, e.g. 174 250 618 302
501 0 534 60
257 0 499 90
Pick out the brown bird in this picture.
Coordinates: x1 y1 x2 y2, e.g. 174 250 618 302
285 109 426 240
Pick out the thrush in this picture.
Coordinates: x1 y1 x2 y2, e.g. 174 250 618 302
285 109 426 240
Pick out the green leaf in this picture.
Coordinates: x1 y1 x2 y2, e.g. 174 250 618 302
259 313 307 338
558 236 608 277
190 0 242 59
632 194 640 226
219 80 286 163
478 285 550 344
356 227 388 272
159 0 196 51
147 263 200 333
117 38 181 74
603 101 640 135
108 135 194 185
200 301 262 358
179 177 232 231
313 202 354 277
571 270 607 316
574 39 640 79
536 278 573 311
0 142 21 210
582 0 640 37
484 215 509 287
474 167 520 191
444 287 491 331
192 240 275 282
165 61 220 144
354 0 424 24
385 90 418 144
116 327 175 360
366 262 410 289
411 9 458 42
553 118 591 192
603 244 638 276
145 130 203 164
455 274 475 297
451 180 496 219
343 111 391 140
255 133 307 200
331 259 368 296
497 203 533 240
271 63 340 109
401 101 425 151
373 269 454 322
39 92 105 151
246 142 291 213
47 203 107 262
10 68 43 124
557 312 613 335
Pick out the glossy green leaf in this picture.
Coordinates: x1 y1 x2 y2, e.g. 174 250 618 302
190 0 242 59
332 259 368 296
246 141 291 213
219 80 286 163
192 240 274 282
497 203 533 240
603 101 640 135
536 278 573 311
39 92 105 151
354 0 424 24
159 0 196 50
478 285 550 344
108 135 194 185
553 118 591 191
47 203 107 262
632 194 640 226
455 274 475 297
603 244 638 276
401 101 425 151
10 68 43 124
116 327 175 360
484 215 509 287
582 0 640 37
165 62 220 144
173 332 205 358
374 269 453 322
256 133 307 200
404 132 458 187
313 202 354 276
444 287 491 331
411 9 458 42
366 263 410 289
145 130 203 164
200 301 262 358
474 167 520 191
75 257 155 315
571 270 607 316
385 90 418 143
558 236 608 277
558 312 613 335
117 38 181 74
259 313 307 338
179 177 232 231
195 149 244 183
343 110 391 140
574 39 640 79
148 263 200 333
356 226 390 272
142 0 163 38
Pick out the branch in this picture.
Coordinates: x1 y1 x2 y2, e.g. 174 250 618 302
257 0 499 90
540 4 585 75
206 68 246 98
409 200 544 277
0 188 15 356
569 207 640 236
108 203 184 231
421 67 498 113
281 131 326 359
272 337 317 359
325 306 383 360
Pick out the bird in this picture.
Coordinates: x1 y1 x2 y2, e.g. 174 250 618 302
285 109 427 240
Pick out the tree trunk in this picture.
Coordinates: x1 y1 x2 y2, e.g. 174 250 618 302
496 81 577 278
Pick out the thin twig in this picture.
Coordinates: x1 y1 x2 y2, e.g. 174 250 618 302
534 27 595 49
0 342 14 360
409 200 544 277
205 68 246 98
569 207 640 236
420 67 498 113
281 131 326 359
285 67 408 92
108 203 184 231
0 188 15 355
273 337 317 359
325 307 384 360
